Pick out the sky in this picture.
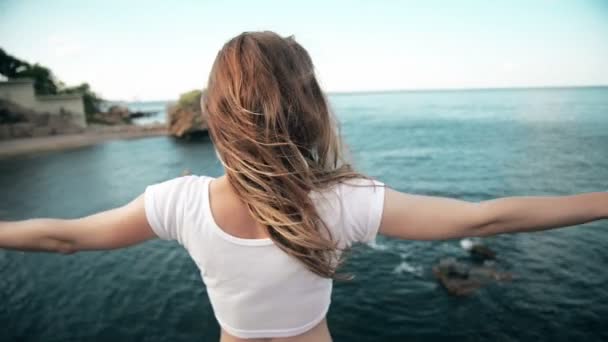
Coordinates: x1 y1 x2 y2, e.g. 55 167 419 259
1 0 607 101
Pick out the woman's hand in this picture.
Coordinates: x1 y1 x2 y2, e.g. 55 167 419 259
379 188 608 240
0 194 156 254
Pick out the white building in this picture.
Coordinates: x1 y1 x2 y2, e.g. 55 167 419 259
0 78 87 127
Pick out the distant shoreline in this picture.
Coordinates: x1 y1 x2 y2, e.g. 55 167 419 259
106 85 608 103
328 84 608 96
0 124 168 159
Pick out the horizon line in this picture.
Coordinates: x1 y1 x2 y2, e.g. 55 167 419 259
112 83 608 103
327 84 608 96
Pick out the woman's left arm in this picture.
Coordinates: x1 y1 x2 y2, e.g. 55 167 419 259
0 194 156 254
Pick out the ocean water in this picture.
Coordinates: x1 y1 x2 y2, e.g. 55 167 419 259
1 87 608 341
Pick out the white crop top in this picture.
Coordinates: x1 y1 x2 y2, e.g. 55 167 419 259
144 175 385 339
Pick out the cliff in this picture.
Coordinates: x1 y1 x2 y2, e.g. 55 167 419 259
167 90 208 138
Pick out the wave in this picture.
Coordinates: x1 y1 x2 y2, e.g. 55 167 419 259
460 237 483 251
367 240 390 251
393 260 424 277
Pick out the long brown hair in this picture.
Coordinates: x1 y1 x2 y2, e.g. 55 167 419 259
203 31 361 278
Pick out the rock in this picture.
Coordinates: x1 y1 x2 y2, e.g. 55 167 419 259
470 245 496 260
167 104 207 138
167 89 208 138
437 257 470 279
10 123 34 138
129 110 156 119
433 269 483 296
32 126 54 137
0 100 28 124
28 112 50 126
469 267 512 281
0 99 83 139
432 257 512 296
90 105 132 125
0 125 10 139
109 105 131 119
47 114 82 135
460 238 496 261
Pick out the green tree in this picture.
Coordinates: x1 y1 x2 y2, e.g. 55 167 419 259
0 49 58 94
17 64 59 95
60 83 103 118
0 48 28 76
178 89 203 111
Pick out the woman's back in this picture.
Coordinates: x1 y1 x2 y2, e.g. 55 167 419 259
1 30 605 342
144 175 385 340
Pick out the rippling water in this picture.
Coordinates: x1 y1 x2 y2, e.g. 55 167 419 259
1 87 608 341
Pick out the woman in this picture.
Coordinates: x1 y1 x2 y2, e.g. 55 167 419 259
0 31 606 342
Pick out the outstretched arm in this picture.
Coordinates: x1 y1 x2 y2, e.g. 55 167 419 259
379 188 608 240
0 194 156 254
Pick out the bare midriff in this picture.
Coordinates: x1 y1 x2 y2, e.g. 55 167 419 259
219 318 332 342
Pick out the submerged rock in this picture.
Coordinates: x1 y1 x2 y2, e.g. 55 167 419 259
460 238 497 261
433 257 512 296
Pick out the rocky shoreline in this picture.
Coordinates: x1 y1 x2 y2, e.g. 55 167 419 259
166 89 207 137
0 87 210 158
0 124 167 158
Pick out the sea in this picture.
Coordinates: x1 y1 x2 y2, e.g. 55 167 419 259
1 87 607 341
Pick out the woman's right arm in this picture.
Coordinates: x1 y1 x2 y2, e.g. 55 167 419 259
378 188 608 240
0 195 156 254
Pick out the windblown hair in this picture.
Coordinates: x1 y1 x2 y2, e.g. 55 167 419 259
203 31 362 278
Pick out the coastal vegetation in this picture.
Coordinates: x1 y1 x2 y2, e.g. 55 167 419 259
0 48 103 119
177 89 203 110
0 48 205 144
0 48 166 143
